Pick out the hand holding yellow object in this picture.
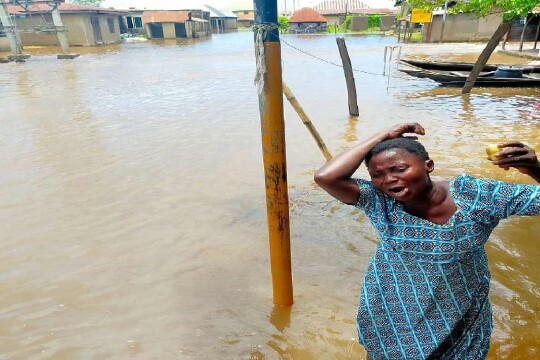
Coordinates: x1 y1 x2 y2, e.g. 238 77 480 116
486 144 500 161
488 142 540 179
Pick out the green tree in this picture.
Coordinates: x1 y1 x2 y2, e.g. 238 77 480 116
278 16 289 30
67 0 102 6
407 0 539 93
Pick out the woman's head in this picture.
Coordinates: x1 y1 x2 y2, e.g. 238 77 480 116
366 138 434 202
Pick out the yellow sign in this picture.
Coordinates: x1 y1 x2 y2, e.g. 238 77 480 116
411 9 433 23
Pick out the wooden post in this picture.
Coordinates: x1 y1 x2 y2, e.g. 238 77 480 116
336 37 359 116
534 20 540 50
253 0 293 307
519 15 532 52
397 19 401 42
0 2 25 60
439 0 448 43
282 82 333 161
502 24 512 50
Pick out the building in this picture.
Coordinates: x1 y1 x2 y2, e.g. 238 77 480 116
123 9 145 35
288 7 328 33
142 10 210 39
424 12 502 42
233 10 254 28
314 0 369 25
314 0 397 27
204 5 237 32
1 3 124 48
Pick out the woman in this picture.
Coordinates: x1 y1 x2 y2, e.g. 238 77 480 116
314 123 540 359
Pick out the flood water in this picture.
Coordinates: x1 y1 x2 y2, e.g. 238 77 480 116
1 32 539 359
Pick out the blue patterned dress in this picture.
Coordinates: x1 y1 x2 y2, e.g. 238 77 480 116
353 174 540 359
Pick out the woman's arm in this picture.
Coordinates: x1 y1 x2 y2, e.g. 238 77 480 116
493 142 540 184
314 123 425 204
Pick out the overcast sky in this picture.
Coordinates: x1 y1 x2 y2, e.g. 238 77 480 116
101 0 394 11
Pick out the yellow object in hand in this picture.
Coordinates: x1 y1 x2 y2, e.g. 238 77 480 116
486 144 499 161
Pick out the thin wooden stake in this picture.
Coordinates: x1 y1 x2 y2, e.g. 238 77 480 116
282 82 333 161
336 37 359 116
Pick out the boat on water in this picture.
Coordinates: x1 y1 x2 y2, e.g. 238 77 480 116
399 65 540 87
400 58 540 74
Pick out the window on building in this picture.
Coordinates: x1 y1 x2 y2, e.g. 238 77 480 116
134 17 143 28
127 16 134 28
107 18 115 33
244 11 249 15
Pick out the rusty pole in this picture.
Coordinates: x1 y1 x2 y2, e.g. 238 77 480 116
253 0 293 306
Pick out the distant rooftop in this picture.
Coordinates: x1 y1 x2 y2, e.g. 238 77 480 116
314 0 370 11
289 7 328 23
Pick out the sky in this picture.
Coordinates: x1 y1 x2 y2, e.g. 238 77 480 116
101 0 395 11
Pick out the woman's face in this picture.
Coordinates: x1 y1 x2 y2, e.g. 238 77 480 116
367 149 434 202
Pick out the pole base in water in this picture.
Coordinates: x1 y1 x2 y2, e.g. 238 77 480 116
57 54 80 60
7 54 30 62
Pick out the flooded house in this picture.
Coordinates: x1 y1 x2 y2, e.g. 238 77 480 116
314 0 397 31
123 9 145 35
142 10 210 39
204 5 237 32
3 3 124 47
288 7 328 33
232 9 254 28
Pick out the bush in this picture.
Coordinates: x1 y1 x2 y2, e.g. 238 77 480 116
368 14 381 28
278 16 289 30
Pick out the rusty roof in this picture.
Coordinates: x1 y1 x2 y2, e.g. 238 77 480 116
289 8 328 23
142 10 207 23
143 10 190 23
235 12 254 21
7 3 125 15
314 0 369 10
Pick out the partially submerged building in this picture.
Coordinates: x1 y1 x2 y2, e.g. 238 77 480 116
233 9 254 28
314 0 398 31
3 3 124 47
204 5 237 32
288 8 328 33
142 10 210 39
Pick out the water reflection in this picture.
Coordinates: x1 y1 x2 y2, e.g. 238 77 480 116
0 32 539 359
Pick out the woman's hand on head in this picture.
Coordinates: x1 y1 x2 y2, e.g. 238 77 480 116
385 123 426 140
493 142 540 176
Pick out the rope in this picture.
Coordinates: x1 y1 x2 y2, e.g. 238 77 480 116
253 23 279 95
276 34 409 80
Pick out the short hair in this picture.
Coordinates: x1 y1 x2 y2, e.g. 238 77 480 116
365 138 429 166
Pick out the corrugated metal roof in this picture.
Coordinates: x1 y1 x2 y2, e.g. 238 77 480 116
203 5 236 18
7 3 125 15
289 8 328 23
314 0 369 11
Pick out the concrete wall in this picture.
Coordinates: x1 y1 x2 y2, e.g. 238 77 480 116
289 22 326 31
237 20 253 28
380 16 396 31
224 18 237 30
162 23 176 38
0 37 9 51
425 12 502 42
350 16 368 31
14 13 120 46
324 14 341 26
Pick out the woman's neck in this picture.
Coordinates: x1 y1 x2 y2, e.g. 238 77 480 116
404 180 448 214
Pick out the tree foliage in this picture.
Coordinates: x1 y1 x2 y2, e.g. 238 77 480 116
67 0 102 6
278 16 289 30
407 0 538 20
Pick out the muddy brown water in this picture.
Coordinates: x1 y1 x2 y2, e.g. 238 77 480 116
1 32 539 359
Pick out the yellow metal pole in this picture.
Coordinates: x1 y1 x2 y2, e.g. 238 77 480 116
254 0 293 306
